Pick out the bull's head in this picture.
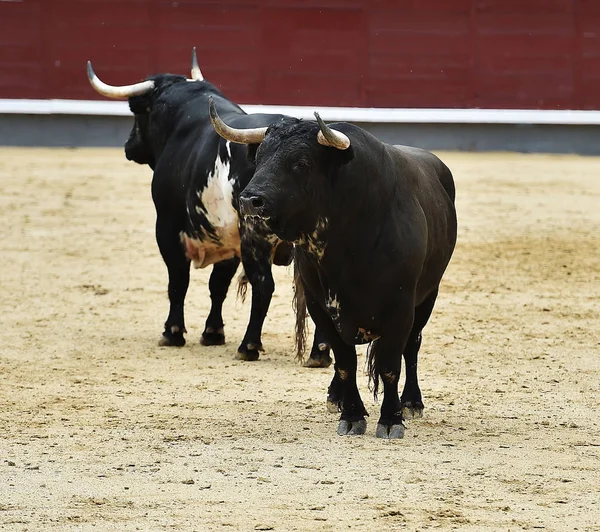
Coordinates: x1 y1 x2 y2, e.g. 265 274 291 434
87 49 204 167
209 97 353 242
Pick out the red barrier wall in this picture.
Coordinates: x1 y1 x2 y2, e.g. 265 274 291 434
1 0 599 109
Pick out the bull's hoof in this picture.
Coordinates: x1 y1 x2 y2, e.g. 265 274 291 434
401 401 424 420
337 418 367 436
235 342 262 361
158 331 186 347
200 327 225 346
376 422 405 439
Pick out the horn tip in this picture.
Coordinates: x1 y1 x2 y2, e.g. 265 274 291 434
191 47 203 81
86 61 95 80
314 111 327 130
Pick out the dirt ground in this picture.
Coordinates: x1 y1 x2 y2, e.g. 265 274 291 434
0 148 599 531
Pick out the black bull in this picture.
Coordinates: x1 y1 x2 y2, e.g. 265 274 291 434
210 100 457 439
86 60 331 365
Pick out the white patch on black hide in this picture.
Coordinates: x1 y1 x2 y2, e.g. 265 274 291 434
182 142 241 268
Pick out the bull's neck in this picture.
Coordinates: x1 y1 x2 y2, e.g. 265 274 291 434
332 164 394 227
299 166 396 265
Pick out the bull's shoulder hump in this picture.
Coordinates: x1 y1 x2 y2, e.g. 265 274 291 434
390 144 439 162
389 144 449 173
389 145 455 202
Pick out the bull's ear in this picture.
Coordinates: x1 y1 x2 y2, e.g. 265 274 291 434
340 144 354 164
332 144 354 167
247 143 260 164
128 93 152 115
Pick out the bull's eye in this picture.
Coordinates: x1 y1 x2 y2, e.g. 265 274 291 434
292 160 310 173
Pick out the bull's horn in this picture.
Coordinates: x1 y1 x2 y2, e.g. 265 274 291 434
87 61 155 99
314 112 350 150
209 96 267 144
190 47 204 81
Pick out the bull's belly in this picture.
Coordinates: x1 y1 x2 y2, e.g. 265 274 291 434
335 319 381 346
181 224 241 269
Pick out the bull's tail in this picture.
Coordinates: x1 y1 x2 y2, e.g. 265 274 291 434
292 260 308 362
236 270 248 303
366 340 381 399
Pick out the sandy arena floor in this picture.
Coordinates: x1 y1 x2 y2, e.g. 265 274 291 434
0 148 599 531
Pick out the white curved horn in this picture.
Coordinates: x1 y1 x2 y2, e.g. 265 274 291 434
87 61 155 99
209 97 267 144
314 112 350 150
191 47 204 81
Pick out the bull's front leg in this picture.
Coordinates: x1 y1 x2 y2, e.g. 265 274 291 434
371 336 406 439
155 215 190 347
373 304 415 439
304 294 367 435
236 230 275 361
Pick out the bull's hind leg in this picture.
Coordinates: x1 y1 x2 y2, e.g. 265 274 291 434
401 288 438 419
156 216 190 347
201 257 240 346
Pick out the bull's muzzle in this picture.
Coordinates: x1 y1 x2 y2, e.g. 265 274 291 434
239 194 268 219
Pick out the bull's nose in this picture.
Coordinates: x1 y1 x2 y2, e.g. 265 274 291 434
239 195 265 217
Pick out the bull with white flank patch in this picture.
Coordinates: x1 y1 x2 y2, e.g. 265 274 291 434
209 101 457 438
86 51 331 365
